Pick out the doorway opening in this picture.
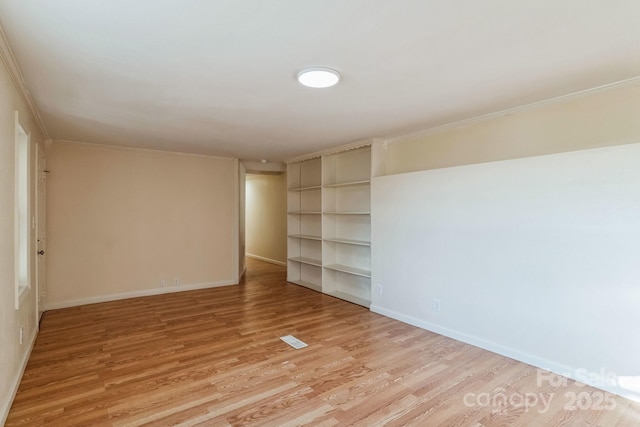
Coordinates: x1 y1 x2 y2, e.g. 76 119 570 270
244 172 287 274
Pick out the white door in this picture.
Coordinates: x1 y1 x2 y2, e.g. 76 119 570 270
35 142 47 323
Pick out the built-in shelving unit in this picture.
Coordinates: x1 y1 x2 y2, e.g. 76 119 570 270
322 145 371 307
287 157 323 293
286 145 372 307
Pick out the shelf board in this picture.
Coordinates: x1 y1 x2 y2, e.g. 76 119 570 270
326 291 370 308
288 211 322 215
288 185 322 192
323 264 371 278
288 279 322 293
323 180 370 188
323 237 371 246
288 257 322 267
323 211 370 215
288 234 322 241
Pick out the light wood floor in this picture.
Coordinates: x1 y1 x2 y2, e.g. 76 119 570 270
7 258 640 426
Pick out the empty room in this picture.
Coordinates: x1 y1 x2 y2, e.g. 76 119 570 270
1 1 640 426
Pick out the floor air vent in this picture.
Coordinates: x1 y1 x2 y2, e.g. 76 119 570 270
280 335 308 349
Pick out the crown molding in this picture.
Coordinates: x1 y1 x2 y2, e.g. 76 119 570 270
53 139 236 160
0 23 49 139
386 75 640 146
286 137 384 164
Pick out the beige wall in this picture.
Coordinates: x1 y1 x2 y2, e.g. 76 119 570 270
245 173 287 265
0 52 43 422
46 141 237 308
387 81 640 174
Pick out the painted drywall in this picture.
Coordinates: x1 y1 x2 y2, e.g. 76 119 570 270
45 141 237 308
371 143 640 402
386 81 640 174
245 173 287 265
0 53 42 423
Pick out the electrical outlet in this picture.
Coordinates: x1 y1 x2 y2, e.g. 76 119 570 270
19 326 24 344
376 284 383 295
174 278 180 286
160 279 166 287
432 298 441 312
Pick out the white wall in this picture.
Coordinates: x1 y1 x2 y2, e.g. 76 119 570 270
245 173 287 265
0 45 42 424
371 143 640 401
45 141 238 308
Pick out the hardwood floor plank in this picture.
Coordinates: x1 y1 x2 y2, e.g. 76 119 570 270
6 257 640 426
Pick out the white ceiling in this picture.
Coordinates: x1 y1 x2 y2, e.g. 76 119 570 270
1 1 639 161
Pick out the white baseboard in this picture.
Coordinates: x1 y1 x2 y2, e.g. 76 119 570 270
245 253 286 266
1 326 38 426
45 279 237 310
370 305 640 403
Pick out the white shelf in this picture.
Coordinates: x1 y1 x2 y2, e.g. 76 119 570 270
288 234 322 241
289 185 322 192
326 291 370 308
289 280 322 293
324 264 371 278
289 256 322 267
323 180 370 188
323 211 370 215
323 237 371 246
288 211 322 215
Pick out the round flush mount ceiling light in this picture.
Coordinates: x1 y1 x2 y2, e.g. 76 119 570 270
297 67 340 88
